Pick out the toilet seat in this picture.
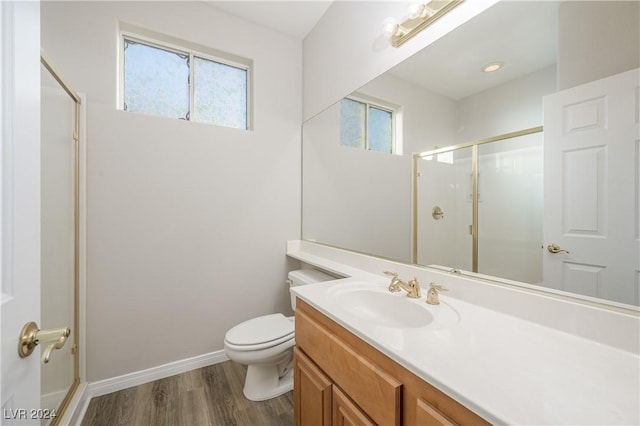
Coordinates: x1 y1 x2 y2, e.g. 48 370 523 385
225 313 294 351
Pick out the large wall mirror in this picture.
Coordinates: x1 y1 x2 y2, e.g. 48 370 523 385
302 0 640 308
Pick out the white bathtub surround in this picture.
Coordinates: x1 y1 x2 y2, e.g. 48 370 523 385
287 240 639 425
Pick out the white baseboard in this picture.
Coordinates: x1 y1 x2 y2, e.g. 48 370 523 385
87 350 229 398
64 350 229 424
41 389 68 411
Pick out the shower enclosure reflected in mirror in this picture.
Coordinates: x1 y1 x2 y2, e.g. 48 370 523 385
415 128 543 284
40 52 81 423
302 0 639 308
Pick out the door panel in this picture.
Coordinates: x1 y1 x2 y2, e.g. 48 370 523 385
1 1 42 421
543 68 640 305
562 146 606 236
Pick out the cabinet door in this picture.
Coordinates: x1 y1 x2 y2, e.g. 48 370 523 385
416 398 457 426
333 386 376 426
294 347 332 426
296 304 402 426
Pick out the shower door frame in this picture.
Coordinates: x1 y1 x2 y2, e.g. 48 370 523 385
40 50 82 425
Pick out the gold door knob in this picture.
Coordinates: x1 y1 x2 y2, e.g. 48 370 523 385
18 321 71 364
547 244 570 254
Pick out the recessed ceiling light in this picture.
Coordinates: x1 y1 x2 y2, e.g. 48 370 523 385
481 61 504 73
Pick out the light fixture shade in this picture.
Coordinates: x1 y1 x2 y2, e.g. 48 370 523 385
407 3 424 19
382 17 400 38
384 0 464 48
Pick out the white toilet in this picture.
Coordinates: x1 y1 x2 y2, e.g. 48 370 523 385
223 268 334 401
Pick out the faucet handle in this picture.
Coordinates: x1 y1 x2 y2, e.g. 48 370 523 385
426 283 447 305
429 283 447 292
384 271 402 293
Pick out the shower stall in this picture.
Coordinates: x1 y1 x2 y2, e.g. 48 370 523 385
40 51 83 424
413 127 544 284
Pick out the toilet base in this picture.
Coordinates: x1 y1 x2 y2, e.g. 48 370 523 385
243 360 294 401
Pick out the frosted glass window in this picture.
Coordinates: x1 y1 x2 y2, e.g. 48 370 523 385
122 35 251 130
368 107 392 153
193 57 247 130
340 97 395 153
123 40 189 119
341 98 366 148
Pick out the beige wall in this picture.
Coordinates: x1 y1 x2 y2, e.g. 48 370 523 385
558 1 640 90
41 1 302 382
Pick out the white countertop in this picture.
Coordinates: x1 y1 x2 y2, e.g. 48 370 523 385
288 242 640 425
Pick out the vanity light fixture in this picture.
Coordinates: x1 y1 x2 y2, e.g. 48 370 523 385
481 61 504 73
383 0 464 48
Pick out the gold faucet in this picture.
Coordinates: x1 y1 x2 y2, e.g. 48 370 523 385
426 283 447 305
384 271 421 298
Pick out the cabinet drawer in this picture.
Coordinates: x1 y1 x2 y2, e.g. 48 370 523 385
333 386 376 426
416 398 457 426
296 304 402 426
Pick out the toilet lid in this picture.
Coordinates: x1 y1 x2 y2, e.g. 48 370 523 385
225 313 294 347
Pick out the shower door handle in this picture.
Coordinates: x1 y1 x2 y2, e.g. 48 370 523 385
18 321 71 364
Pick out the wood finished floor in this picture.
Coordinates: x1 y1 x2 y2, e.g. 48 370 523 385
81 361 293 426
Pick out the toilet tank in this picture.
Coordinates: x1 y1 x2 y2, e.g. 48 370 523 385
288 269 334 310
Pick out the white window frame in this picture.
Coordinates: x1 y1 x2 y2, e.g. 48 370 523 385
118 23 253 130
343 94 400 155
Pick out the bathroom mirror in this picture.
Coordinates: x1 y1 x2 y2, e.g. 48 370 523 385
302 0 640 307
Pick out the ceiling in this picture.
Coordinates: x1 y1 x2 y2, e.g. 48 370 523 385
204 1 559 100
205 1 333 40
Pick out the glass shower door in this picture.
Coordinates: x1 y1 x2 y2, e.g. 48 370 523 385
415 147 474 271
476 133 543 283
40 58 79 422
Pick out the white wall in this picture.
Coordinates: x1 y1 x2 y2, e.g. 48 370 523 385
456 65 557 143
303 0 500 121
41 1 302 382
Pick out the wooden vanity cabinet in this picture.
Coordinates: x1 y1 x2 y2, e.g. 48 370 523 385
294 299 489 426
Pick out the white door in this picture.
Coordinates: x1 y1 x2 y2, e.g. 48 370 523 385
1 1 43 423
543 68 640 305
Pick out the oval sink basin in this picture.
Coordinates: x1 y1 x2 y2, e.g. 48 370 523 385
328 281 459 329
337 289 434 328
